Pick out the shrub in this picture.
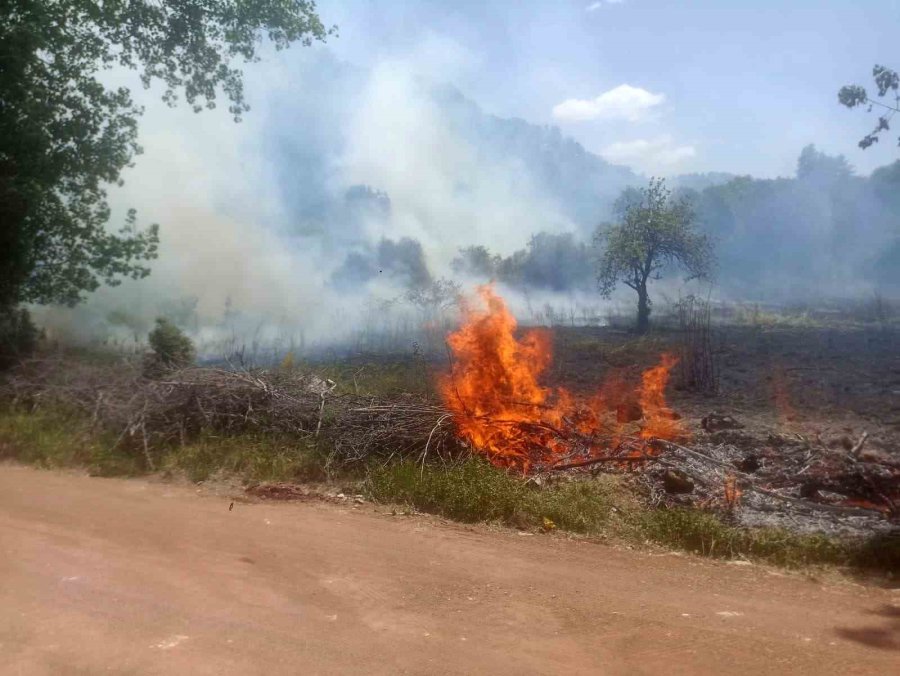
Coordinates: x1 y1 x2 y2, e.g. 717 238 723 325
145 317 194 376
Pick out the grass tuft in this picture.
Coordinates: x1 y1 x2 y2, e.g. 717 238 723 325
366 457 635 534
640 508 898 570
0 408 141 476
163 434 328 484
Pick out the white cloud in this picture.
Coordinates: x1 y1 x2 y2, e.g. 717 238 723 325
552 84 664 122
586 0 625 10
600 135 696 172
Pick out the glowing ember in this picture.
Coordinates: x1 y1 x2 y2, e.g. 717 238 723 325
439 285 685 469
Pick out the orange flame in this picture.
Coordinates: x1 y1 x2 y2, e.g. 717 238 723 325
638 353 681 439
771 366 797 424
724 474 742 509
439 285 685 469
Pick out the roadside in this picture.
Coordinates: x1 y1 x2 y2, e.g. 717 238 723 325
1 464 898 675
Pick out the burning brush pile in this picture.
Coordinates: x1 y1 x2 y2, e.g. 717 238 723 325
438 286 685 470
436 286 897 537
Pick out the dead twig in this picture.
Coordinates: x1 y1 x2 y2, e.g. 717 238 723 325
849 431 869 460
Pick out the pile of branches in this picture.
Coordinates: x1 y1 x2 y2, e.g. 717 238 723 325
0 356 465 469
333 397 460 466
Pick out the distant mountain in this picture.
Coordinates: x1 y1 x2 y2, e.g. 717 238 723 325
430 84 641 231
265 54 643 244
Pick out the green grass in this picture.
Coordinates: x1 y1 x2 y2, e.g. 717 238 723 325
640 508 900 571
162 433 328 484
297 357 435 398
733 304 822 329
0 408 141 476
366 457 640 535
0 407 328 484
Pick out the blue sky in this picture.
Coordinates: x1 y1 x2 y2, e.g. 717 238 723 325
314 0 899 178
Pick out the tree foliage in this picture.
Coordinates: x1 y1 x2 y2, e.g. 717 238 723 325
595 178 713 333
838 64 899 150
0 1 333 308
451 233 594 292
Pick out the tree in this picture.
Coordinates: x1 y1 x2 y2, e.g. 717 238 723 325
838 65 899 149
797 144 853 184
595 178 713 334
0 1 334 310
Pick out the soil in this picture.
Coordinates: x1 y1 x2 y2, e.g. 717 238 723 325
2 463 898 675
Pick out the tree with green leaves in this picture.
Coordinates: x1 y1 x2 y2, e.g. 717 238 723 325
595 178 713 334
0 1 334 311
838 65 899 149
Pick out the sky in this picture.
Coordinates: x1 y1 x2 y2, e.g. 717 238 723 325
315 0 900 177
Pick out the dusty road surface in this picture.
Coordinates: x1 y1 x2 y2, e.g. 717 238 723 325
1 465 897 675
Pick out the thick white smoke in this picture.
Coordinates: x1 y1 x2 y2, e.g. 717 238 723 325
37 40 593 352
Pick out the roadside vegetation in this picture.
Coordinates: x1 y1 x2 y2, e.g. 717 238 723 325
1 395 896 575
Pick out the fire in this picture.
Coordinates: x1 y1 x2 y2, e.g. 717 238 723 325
439 285 685 469
771 366 797 424
638 353 682 439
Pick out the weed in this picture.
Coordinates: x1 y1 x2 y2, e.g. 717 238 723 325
163 433 328 484
366 457 635 534
0 408 140 475
367 458 527 523
640 508 897 570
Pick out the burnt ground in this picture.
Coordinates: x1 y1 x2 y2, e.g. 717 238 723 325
545 324 900 535
550 324 899 454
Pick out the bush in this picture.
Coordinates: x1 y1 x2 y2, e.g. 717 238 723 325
0 306 38 369
145 317 194 376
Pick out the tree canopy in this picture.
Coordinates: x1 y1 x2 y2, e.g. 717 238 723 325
595 178 713 334
0 0 333 308
838 64 899 150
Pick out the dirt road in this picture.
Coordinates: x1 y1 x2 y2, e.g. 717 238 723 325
1 465 897 675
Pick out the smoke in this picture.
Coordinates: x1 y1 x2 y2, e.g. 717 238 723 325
32 40 900 355
336 57 577 262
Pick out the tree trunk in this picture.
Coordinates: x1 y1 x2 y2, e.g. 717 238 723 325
636 284 651 334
